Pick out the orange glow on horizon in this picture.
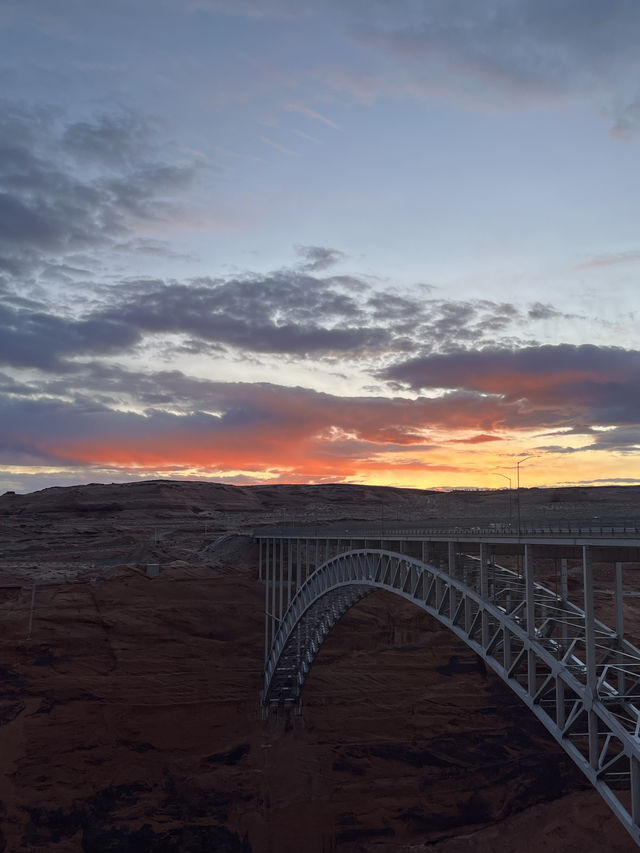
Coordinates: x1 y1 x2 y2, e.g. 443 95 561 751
43 428 635 491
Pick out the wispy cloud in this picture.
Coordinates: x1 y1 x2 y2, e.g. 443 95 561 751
215 146 265 163
316 0 640 136
575 250 640 270
283 103 339 129
292 128 321 143
260 135 299 155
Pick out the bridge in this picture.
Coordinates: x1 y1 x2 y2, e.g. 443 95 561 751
255 523 640 846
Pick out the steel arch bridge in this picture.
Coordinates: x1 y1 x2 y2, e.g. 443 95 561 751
256 525 640 846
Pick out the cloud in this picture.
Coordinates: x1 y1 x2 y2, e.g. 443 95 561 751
185 0 315 19
536 424 640 454
0 101 206 283
260 136 299 156
385 343 640 392
574 250 640 270
99 274 388 358
0 375 512 478
283 103 339 128
113 238 196 261
574 425 640 453
450 434 503 444
0 268 539 368
3 332 639 485
1 254 559 373
573 477 640 485
292 128 321 143
527 302 563 320
610 98 640 140
383 344 640 438
0 303 140 371
295 244 346 271
61 112 157 169
408 299 521 350
0 272 383 366
319 0 640 133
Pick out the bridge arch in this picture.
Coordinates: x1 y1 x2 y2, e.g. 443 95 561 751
263 546 640 846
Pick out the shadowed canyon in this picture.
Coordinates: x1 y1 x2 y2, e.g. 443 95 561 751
1 481 639 852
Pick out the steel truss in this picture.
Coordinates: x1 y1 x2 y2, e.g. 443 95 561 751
261 542 640 846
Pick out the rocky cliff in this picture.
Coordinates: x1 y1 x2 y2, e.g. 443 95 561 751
0 481 638 851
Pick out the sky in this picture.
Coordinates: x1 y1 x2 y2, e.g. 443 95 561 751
1 0 639 494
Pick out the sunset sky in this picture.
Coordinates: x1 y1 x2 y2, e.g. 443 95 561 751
1 0 640 493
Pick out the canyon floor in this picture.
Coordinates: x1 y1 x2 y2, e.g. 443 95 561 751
1 481 639 852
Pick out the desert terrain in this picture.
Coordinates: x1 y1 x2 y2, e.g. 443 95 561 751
1 481 639 852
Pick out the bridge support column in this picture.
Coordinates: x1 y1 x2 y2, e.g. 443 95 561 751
278 538 283 627
616 561 625 695
525 544 536 695
503 626 512 672
270 539 276 645
447 541 455 574
479 543 488 598
632 755 640 828
448 541 456 620
479 543 489 648
264 539 270 663
560 558 568 602
583 545 598 769
464 589 473 633
560 558 569 654
583 545 596 693
555 676 565 730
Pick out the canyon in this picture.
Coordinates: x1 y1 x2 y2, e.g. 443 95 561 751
0 481 639 852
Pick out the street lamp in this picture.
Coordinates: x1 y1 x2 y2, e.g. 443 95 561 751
491 472 512 529
516 455 536 535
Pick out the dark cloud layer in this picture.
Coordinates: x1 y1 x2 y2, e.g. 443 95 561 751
0 101 202 284
0 266 542 367
0 376 511 470
1 351 639 476
383 344 640 447
385 344 640 394
1 106 533 367
0 303 141 371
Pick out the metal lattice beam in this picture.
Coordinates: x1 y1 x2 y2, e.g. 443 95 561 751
257 532 640 847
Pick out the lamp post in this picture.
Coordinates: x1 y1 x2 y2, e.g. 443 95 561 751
516 455 536 535
491 472 512 529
